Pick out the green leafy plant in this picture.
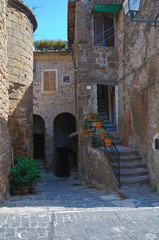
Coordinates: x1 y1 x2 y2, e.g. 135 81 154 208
83 118 90 130
52 39 66 48
95 118 104 122
104 133 113 140
34 39 52 50
91 136 98 147
10 157 41 194
100 130 106 134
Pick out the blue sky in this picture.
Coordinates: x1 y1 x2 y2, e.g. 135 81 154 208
23 0 68 41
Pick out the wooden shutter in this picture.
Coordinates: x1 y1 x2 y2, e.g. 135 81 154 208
43 71 56 91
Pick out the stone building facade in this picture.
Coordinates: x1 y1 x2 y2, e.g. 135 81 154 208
33 51 77 175
68 0 159 190
0 0 36 204
0 0 11 204
116 0 159 189
68 0 121 187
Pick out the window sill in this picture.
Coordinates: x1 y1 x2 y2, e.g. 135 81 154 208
42 91 57 95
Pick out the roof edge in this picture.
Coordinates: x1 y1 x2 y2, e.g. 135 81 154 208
8 0 37 32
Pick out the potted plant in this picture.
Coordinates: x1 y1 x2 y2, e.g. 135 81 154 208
100 129 106 140
34 39 52 51
88 128 94 136
95 119 104 129
83 118 90 134
10 157 41 195
52 39 66 49
104 133 113 146
91 136 98 148
93 112 99 120
87 111 93 120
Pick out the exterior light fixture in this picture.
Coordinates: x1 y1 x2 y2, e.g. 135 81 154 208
122 0 159 28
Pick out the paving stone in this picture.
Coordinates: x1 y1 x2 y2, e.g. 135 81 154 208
0 163 159 239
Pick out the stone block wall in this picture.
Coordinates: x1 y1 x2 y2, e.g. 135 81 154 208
7 0 37 159
117 1 159 187
0 0 12 205
73 0 118 178
33 52 76 169
79 136 118 191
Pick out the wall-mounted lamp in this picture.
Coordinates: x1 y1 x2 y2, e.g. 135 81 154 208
122 0 159 28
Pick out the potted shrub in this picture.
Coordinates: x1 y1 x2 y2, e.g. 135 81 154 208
91 136 98 148
52 39 66 49
34 39 52 51
10 157 41 195
104 133 113 146
93 112 99 120
83 118 90 134
95 119 104 129
100 129 106 140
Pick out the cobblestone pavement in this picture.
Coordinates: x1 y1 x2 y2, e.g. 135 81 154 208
1 161 159 240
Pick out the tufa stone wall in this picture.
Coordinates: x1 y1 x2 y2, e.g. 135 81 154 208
117 1 159 188
7 0 37 159
79 136 118 191
0 0 12 205
73 0 118 180
33 52 76 169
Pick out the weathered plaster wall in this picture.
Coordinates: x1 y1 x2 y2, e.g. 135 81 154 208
7 1 36 159
33 52 76 169
117 1 159 187
0 0 12 205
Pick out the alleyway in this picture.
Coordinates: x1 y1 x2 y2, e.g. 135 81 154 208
1 161 159 240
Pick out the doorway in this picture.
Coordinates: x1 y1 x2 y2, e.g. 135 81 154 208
33 114 45 159
97 84 116 127
54 113 77 177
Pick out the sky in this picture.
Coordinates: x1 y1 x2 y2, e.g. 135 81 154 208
23 0 68 42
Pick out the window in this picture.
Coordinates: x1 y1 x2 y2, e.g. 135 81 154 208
94 17 114 47
43 70 57 91
63 75 71 83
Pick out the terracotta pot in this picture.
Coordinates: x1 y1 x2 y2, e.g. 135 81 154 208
96 122 103 129
88 131 94 136
83 129 88 134
104 139 112 146
15 186 29 195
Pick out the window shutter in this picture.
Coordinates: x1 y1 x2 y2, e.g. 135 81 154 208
43 71 56 91
43 71 50 91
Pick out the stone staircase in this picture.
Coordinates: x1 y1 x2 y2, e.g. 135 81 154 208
105 132 149 187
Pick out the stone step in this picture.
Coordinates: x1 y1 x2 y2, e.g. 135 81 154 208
120 168 149 177
120 161 147 169
116 146 139 156
120 175 149 185
120 155 142 162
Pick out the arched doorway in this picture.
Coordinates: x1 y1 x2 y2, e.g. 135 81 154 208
54 113 77 177
33 114 45 159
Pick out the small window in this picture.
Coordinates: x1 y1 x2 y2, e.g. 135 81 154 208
94 17 114 47
43 71 57 91
63 75 71 83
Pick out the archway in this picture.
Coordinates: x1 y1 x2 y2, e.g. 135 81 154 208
54 113 77 177
33 114 45 159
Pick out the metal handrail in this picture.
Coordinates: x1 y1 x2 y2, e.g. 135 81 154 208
104 142 121 188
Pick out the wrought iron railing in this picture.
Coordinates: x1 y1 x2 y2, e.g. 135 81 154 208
104 142 121 188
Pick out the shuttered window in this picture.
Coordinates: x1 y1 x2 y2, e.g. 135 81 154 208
94 17 114 47
43 71 56 91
